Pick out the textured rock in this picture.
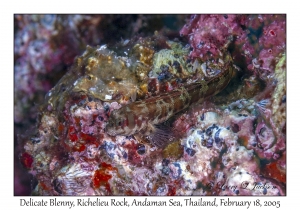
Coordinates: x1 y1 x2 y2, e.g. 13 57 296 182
17 15 286 196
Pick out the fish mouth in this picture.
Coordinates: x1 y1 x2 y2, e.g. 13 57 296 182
105 126 116 136
105 121 115 136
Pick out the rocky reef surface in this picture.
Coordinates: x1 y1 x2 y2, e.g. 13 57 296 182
14 14 187 195
16 14 286 196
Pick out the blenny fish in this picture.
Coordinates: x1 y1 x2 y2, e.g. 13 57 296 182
106 56 234 147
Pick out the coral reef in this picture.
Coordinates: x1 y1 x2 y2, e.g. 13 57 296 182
17 14 286 196
14 14 187 195
15 15 186 129
180 14 285 74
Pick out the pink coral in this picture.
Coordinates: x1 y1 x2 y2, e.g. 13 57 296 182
17 15 286 196
180 14 286 79
180 15 244 60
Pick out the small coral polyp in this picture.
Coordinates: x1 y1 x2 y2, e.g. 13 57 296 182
21 15 286 196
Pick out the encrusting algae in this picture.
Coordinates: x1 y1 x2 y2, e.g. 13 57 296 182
19 15 286 196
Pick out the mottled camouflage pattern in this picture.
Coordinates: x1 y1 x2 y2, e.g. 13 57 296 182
106 57 234 147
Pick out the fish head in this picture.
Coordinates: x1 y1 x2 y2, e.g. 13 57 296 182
106 109 129 136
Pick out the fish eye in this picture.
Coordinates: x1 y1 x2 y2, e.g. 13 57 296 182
118 119 123 126
117 119 126 127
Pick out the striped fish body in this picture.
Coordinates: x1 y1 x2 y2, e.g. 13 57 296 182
106 62 234 138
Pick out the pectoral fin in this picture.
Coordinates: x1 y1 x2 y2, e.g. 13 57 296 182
147 123 177 148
